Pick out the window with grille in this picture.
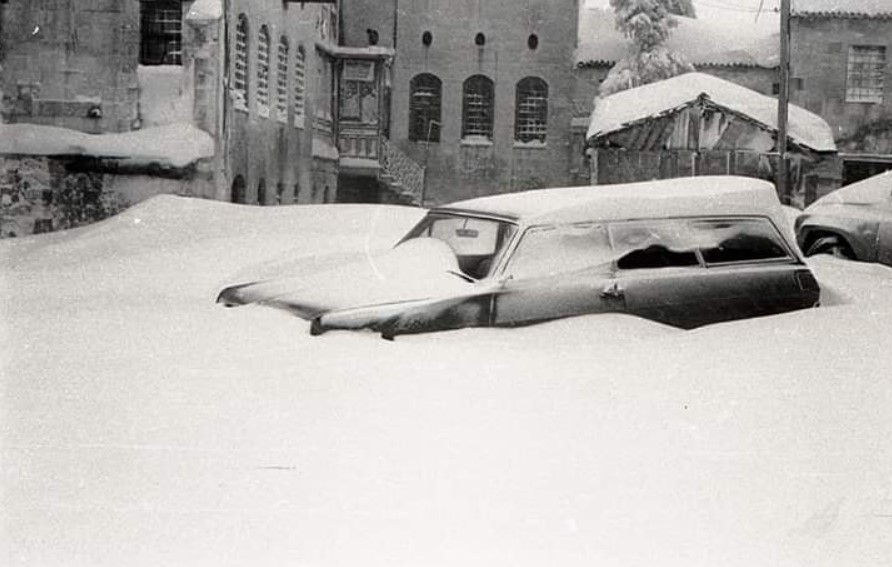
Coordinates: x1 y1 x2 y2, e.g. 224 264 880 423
515 77 548 143
140 1 183 65
462 75 495 140
846 45 886 103
409 73 442 142
233 15 249 110
276 37 289 123
257 26 271 117
294 46 306 128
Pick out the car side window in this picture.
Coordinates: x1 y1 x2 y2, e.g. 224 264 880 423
506 222 612 280
610 220 700 270
690 218 790 265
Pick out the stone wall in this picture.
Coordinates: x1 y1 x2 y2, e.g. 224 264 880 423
790 16 892 147
387 0 581 205
0 0 140 133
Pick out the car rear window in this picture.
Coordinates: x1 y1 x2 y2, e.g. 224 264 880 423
610 220 700 270
690 218 790 265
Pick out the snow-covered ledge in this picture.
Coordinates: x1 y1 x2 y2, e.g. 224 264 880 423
186 0 223 23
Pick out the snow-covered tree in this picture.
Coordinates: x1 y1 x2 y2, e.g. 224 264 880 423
599 0 695 97
666 0 696 18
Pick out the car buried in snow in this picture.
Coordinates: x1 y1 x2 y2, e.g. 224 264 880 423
795 170 892 265
217 176 820 338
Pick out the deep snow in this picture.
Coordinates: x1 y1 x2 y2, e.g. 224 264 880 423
2 196 891 567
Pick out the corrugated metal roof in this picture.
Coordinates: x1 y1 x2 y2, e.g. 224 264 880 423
792 0 892 18
576 7 779 68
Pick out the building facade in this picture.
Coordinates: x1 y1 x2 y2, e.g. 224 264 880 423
790 1 892 184
342 0 581 205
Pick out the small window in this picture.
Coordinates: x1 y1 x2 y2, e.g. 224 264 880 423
293 46 306 127
691 219 790 265
422 31 433 47
233 15 249 109
527 34 539 50
846 45 886 103
257 25 271 117
508 223 612 280
409 73 442 142
462 75 495 140
140 1 183 65
276 182 285 205
475 32 486 47
515 77 548 143
611 221 700 270
276 37 289 122
367 28 379 46
323 186 330 204
294 183 301 203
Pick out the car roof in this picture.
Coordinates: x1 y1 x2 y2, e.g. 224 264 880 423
436 176 786 227
808 169 892 208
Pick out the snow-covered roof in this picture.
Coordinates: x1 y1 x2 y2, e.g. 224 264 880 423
587 72 837 153
440 176 790 232
186 0 223 22
792 0 892 18
576 6 779 68
0 122 214 168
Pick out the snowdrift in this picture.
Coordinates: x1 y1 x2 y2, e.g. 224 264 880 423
2 196 891 567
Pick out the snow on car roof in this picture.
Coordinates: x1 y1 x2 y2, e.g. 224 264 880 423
809 170 892 207
587 73 837 153
438 176 788 228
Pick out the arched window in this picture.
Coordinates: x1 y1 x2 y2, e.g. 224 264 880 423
233 15 249 109
515 77 548 143
276 182 285 205
323 185 331 204
231 175 246 204
257 25 271 117
294 183 301 203
409 73 442 142
293 45 306 127
462 75 495 140
257 178 267 205
276 36 289 122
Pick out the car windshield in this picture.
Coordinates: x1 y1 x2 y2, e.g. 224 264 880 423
401 212 518 279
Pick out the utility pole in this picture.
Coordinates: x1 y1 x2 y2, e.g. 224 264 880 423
777 0 791 203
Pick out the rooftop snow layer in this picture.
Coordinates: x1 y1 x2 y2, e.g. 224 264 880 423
576 6 779 67
792 0 892 17
587 72 837 153
0 122 214 168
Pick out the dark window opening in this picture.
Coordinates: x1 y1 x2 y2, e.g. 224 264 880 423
475 32 486 47
462 75 494 139
527 34 539 50
409 73 442 142
276 182 285 205
140 1 183 65
367 28 379 46
422 31 433 47
515 76 548 143
257 179 267 205
231 175 246 204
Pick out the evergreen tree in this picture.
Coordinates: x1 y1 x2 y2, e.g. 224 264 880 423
599 0 695 97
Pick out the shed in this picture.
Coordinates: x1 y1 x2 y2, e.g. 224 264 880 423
584 73 839 206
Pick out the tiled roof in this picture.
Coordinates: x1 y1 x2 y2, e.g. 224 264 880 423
792 0 892 18
576 7 779 68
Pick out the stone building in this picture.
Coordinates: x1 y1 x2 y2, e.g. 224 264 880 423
0 0 342 237
790 0 892 184
341 0 581 205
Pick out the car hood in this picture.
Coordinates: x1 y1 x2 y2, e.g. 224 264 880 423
217 238 478 319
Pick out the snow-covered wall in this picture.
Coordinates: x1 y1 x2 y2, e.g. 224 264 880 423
137 66 194 129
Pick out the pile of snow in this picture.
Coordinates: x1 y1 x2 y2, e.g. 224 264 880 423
186 0 223 22
587 72 837 153
0 122 214 169
2 197 891 566
576 3 779 68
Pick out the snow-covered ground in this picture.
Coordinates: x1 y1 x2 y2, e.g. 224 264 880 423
2 196 891 567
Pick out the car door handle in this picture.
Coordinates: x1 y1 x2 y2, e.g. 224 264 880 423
600 282 625 299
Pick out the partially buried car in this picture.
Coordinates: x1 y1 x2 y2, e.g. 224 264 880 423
795 170 892 265
217 176 820 338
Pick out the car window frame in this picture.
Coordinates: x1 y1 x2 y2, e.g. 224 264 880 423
500 221 615 281
685 216 797 268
